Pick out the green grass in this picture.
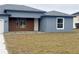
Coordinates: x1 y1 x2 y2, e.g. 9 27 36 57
4 29 79 54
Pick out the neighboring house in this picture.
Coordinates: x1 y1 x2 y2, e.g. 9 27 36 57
0 4 73 33
72 12 79 28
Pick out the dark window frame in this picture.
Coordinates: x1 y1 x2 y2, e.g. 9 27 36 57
56 17 64 30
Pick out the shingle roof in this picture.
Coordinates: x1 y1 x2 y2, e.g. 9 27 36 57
0 4 46 14
44 11 72 16
72 12 79 16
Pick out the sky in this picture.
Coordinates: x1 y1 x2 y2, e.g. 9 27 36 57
26 4 79 14
0 0 79 14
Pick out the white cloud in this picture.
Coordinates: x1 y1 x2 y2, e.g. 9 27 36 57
0 0 79 4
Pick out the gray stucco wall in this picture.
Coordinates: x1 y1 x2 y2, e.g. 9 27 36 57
6 11 44 18
1 10 44 33
40 16 73 32
0 16 9 32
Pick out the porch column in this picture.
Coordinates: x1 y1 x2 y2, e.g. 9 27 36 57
34 18 39 31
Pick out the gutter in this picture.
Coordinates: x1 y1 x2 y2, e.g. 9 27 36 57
4 9 46 13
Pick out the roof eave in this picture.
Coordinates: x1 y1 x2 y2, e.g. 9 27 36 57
0 14 11 16
4 9 46 13
41 15 74 17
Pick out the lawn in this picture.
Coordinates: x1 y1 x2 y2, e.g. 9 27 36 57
4 29 79 54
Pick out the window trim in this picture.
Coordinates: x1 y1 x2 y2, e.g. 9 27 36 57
16 18 27 29
56 17 64 30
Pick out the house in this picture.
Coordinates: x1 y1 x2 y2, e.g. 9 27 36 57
72 12 79 28
0 4 74 33
40 11 73 32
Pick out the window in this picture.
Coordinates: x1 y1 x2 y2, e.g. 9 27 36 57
16 18 27 28
56 17 64 30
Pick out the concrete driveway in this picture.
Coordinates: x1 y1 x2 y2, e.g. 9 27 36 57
0 34 8 54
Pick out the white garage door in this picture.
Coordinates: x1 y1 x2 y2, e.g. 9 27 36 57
0 20 4 33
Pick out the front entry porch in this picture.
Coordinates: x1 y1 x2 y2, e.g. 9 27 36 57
9 17 39 32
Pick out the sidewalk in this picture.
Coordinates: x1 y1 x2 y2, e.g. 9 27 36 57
0 34 8 54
